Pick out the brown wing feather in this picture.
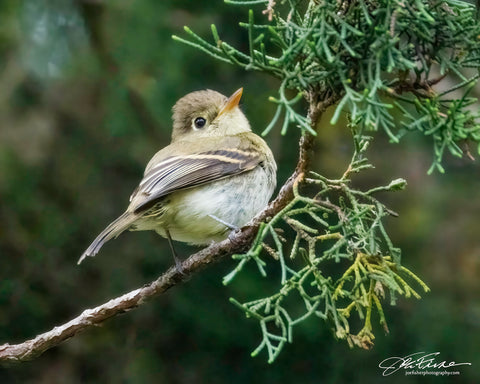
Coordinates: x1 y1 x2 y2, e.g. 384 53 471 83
131 149 261 213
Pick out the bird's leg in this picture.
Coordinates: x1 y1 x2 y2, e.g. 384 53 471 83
208 214 244 246
165 229 184 274
208 214 239 231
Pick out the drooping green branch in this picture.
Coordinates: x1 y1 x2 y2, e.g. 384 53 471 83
224 129 429 362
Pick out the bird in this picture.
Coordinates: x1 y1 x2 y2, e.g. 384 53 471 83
78 88 277 265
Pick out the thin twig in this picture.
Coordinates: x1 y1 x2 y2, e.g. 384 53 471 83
0 94 331 362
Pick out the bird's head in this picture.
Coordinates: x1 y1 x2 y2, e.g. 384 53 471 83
171 88 251 142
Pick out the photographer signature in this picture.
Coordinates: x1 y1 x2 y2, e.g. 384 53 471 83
379 352 471 376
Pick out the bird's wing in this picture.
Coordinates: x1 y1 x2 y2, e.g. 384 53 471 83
129 149 262 213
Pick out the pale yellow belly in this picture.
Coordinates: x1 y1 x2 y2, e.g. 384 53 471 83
132 166 275 245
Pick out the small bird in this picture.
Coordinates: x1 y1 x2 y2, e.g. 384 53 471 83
78 88 277 264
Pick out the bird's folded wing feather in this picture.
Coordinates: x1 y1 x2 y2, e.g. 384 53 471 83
130 149 261 213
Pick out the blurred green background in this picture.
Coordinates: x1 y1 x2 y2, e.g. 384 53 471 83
0 1 479 383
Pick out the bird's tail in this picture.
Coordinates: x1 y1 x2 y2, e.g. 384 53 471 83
78 211 137 265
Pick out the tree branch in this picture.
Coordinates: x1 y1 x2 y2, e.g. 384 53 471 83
0 97 332 362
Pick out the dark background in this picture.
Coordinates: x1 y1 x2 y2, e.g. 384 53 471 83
0 1 478 383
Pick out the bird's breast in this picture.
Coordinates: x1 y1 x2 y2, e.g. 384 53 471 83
153 165 275 245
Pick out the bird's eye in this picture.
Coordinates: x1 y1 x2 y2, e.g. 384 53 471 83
193 117 207 129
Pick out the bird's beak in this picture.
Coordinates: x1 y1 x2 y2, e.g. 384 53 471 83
218 88 243 117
